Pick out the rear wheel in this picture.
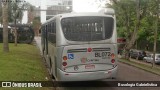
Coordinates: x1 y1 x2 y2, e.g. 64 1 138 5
111 77 116 79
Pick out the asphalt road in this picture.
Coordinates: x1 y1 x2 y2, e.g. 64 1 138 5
34 37 160 90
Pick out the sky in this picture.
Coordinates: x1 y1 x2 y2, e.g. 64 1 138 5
73 0 99 12
25 0 41 6
25 0 109 12
22 0 109 23
73 0 110 12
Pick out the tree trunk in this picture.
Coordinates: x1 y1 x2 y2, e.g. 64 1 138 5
125 0 140 59
152 18 157 68
14 19 17 46
2 1 9 52
152 1 159 68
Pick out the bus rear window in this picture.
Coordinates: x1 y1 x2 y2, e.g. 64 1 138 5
61 16 114 41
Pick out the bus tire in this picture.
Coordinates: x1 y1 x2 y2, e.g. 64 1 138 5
111 77 116 79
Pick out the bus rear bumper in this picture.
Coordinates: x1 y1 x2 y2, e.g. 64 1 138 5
57 65 118 81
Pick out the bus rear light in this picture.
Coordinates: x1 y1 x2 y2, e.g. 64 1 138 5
63 56 67 60
108 71 112 73
111 59 115 63
62 62 67 66
88 48 92 52
111 53 115 58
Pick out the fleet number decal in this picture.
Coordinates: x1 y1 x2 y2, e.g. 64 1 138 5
95 52 111 59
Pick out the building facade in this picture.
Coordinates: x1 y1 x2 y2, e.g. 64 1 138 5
41 0 72 23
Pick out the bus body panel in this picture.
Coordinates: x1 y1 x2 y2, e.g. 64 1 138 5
41 11 118 81
61 44 117 72
57 65 118 81
48 42 56 76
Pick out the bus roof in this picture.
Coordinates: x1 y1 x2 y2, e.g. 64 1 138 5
42 8 115 25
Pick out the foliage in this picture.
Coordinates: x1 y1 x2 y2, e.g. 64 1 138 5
9 1 28 46
1 1 27 24
32 17 41 28
27 4 34 24
10 1 27 23
110 0 160 49
32 17 41 36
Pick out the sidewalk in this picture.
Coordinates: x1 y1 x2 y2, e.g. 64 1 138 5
129 58 160 69
34 36 42 53
118 55 160 72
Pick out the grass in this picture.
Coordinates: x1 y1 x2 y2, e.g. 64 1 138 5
119 59 160 76
0 43 53 90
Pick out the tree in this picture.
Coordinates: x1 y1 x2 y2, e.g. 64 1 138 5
32 17 41 36
109 0 156 60
110 0 141 59
27 5 34 24
0 1 2 24
147 0 160 67
2 0 9 52
124 0 141 59
1 1 14 24
109 0 160 65
11 1 26 46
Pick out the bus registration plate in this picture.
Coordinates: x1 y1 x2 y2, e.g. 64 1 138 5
85 64 95 69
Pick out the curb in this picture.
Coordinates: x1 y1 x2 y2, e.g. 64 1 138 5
119 60 160 76
34 38 43 55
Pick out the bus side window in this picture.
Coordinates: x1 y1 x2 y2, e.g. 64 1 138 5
49 23 51 33
45 25 48 54
53 21 56 44
47 20 56 44
48 23 52 43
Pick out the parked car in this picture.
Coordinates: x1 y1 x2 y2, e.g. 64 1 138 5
143 54 160 64
129 49 146 60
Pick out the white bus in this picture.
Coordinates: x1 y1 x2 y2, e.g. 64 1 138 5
41 8 118 81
